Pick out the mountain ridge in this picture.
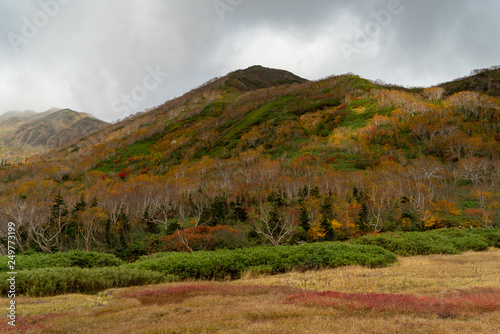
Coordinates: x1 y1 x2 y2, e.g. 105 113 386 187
0 108 109 160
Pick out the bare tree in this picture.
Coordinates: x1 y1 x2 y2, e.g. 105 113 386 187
457 157 489 186
422 87 445 102
250 202 298 246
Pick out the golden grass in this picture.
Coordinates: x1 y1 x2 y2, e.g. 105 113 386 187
235 248 500 295
12 291 114 317
1 249 500 333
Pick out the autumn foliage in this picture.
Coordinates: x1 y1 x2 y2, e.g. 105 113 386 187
157 225 244 252
1 68 500 256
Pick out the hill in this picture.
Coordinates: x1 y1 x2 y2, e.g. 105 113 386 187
0 65 499 256
438 65 500 97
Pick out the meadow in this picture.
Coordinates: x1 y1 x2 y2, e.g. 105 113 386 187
1 228 500 333
1 248 499 333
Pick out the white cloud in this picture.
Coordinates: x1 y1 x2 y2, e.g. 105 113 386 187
0 0 499 121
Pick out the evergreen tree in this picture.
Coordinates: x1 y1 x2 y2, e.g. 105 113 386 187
142 207 160 234
298 204 310 240
320 197 334 241
230 195 248 222
90 196 99 208
72 195 87 214
206 195 228 226
104 218 112 246
353 187 370 234
48 192 68 251
117 208 131 248
67 194 86 249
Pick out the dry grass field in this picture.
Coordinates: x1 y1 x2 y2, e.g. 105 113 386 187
2 249 500 334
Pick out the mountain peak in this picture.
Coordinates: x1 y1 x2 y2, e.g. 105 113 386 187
224 65 308 92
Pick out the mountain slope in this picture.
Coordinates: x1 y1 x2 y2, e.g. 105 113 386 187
57 65 309 157
45 65 499 175
438 65 500 97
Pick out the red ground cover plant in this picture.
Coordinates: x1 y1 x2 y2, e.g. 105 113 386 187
284 288 500 318
0 313 68 334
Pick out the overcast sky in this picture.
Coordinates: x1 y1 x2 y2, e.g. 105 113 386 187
1 0 499 122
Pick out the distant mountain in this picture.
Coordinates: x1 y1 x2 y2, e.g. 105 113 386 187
0 110 36 123
0 108 108 159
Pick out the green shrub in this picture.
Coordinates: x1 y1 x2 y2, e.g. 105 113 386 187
430 229 489 252
126 242 397 280
350 228 497 256
349 234 418 256
0 250 123 271
458 228 500 248
0 267 167 297
399 232 462 255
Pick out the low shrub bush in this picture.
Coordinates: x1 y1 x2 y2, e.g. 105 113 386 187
0 250 123 271
126 242 397 280
350 228 496 256
0 267 167 297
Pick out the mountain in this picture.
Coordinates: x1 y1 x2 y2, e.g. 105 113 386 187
50 65 500 171
57 65 310 157
0 108 109 160
1 65 499 255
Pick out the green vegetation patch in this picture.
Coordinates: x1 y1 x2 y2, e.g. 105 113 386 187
0 250 123 271
180 101 227 126
118 134 163 158
0 267 166 297
127 242 397 280
350 228 497 256
339 100 380 129
95 133 163 173
225 96 293 140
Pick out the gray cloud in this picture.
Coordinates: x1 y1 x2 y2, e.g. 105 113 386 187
1 0 499 121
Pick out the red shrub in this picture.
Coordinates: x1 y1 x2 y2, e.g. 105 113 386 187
159 225 243 252
118 172 128 179
139 167 153 174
